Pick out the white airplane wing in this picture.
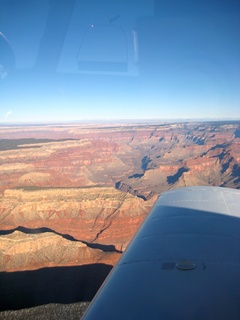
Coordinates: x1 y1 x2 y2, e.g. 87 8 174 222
83 186 240 319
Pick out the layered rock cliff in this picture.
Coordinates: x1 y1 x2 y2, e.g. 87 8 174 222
0 186 153 254
0 230 115 272
0 121 239 275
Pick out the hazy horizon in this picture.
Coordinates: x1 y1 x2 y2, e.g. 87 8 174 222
1 117 240 127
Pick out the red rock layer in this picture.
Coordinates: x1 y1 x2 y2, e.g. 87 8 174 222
0 230 120 272
0 122 239 272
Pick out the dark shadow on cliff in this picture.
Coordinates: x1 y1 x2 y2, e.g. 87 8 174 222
115 181 149 201
200 142 230 157
141 156 152 171
0 263 112 311
0 226 122 253
128 173 144 179
167 167 189 184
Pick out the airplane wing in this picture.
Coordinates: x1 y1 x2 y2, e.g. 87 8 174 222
82 186 240 319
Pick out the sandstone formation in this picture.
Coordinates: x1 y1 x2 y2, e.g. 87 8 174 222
0 187 153 253
0 121 239 274
0 229 119 272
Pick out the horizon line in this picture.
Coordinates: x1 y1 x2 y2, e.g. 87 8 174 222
0 118 240 127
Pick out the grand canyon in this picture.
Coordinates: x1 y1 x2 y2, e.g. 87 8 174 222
0 120 239 317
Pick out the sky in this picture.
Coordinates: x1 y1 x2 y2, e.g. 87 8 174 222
0 0 240 123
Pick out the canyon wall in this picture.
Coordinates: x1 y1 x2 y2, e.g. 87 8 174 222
0 121 239 274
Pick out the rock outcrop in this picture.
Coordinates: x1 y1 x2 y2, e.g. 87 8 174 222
0 187 153 252
0 230 118 272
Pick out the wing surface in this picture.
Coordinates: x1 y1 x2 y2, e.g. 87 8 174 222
82 186 240 319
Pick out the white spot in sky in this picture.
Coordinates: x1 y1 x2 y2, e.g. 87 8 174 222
5 110 12 119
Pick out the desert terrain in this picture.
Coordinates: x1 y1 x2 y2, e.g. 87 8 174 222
0 120 239 313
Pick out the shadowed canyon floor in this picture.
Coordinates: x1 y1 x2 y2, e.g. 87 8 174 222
0 121 239 313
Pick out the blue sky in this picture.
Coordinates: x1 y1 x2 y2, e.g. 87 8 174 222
0 0 239 123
